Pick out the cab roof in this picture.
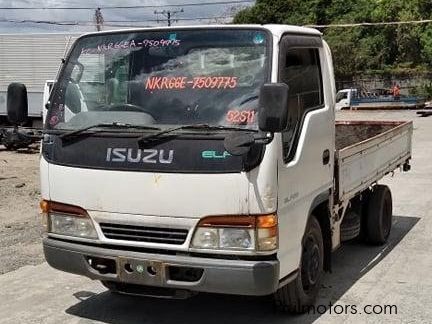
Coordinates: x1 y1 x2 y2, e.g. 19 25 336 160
78 24 322 40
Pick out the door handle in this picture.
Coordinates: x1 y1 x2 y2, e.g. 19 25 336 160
322 149 330 165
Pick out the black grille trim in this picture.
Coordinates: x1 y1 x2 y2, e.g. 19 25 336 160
99 223 188 245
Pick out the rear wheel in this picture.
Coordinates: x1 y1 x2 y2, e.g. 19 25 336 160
365 185 393 245
273 216 324 313
3 143 15 151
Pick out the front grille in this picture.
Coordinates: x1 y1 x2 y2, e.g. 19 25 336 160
99 223 188 245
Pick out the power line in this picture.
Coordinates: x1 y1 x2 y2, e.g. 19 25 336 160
0 16 235 26
106 16 234 22
307 19 432 28
154 9 184 27
0 19 78 26
0 0 254 10
3 17 432 29
103 16 235 27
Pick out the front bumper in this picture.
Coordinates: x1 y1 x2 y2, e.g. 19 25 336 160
43 238 280 296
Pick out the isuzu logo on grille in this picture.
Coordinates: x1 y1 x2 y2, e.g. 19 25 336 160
106 148 174 164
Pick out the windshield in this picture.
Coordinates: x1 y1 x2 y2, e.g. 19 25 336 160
336 91 348 102
47 29 270 132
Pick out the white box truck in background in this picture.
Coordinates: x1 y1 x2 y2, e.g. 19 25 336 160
7 25 413 313
0 34 75 149
0 33 76 127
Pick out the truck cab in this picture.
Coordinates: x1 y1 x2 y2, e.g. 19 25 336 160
335 88 358 110
6 25 412 313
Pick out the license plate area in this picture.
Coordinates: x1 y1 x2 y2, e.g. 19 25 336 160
118 257 165 285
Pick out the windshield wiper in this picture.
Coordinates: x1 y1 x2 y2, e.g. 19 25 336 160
137 124 258 144
59 122 160 141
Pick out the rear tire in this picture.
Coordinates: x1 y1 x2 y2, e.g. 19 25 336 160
3 143 15 151
365 185 393 245
273 216 324 313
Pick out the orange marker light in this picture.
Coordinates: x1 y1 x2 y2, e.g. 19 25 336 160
257 214 278 228
40 200 49 214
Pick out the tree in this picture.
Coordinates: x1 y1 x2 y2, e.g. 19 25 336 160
234 0 331 25
234 0 432 79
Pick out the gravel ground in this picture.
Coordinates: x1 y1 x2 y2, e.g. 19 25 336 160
0 145 44 274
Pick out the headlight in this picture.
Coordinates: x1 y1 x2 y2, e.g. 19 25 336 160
192 228 255 250
220 228 253 249
191 214 277 252
40 200 98 239
50 213 98 239
192 228 219 249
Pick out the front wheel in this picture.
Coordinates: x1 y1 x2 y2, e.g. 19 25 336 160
273 216 324 313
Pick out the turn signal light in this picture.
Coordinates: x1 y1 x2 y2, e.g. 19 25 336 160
257 214 278 228
39 200 88 217
40 199 49 214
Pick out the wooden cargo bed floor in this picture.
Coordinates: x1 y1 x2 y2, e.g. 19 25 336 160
335 122 401 150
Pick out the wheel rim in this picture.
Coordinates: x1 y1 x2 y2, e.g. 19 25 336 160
301 235 321 292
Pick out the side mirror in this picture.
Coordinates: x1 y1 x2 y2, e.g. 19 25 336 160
258 83 289 132
7 83 28 126
70 62 84 84
65 83 82 114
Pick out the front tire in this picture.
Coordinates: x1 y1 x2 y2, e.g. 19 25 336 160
274 216 324 313
100 280 121 294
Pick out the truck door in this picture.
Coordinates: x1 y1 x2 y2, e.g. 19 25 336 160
276 35 335 278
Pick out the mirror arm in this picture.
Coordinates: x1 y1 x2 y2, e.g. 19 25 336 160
253 131 274 144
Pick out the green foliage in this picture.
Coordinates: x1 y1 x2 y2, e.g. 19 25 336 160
409 82 432 98
234 0 432 79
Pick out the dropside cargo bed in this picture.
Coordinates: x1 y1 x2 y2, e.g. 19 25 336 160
335 121 413 203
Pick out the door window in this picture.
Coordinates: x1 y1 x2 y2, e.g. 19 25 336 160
279 47 323 160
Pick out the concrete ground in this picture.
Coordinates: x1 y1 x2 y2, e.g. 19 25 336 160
0 110 431 323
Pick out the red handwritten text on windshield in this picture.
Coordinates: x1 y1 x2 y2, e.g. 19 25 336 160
226 110 256 124
145 76 238 90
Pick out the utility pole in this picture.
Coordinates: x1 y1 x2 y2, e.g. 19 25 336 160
154 9 184 26
94 7 104 31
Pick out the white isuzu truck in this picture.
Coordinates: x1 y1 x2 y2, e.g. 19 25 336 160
7 25 413 313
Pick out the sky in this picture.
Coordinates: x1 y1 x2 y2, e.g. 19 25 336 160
0 0 254 34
